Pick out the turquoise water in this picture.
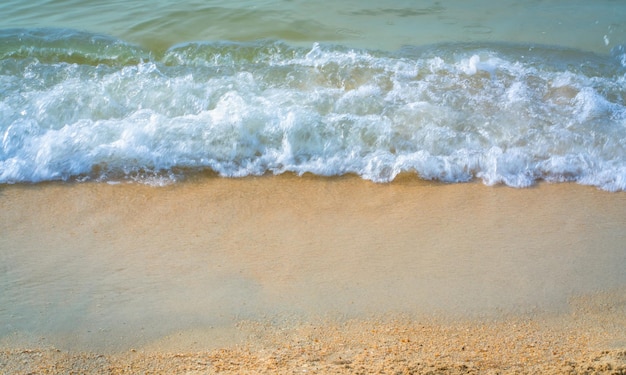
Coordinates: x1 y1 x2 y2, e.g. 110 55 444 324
2 0 624 53
1 1 626 189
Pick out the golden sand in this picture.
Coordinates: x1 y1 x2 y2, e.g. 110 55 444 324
1 175 625 373
2 312 626 374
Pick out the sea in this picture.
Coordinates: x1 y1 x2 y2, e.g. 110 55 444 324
1 0 626 190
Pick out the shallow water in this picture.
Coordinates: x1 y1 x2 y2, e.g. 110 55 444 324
2 178 626 352
2 2 626 353
1 0 624 53
1 1 626 189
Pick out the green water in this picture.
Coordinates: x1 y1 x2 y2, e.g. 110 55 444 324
1 0 625 53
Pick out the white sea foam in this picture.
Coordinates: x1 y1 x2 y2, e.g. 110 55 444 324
1 30 626 190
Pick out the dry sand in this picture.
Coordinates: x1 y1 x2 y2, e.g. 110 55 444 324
1 174 626 373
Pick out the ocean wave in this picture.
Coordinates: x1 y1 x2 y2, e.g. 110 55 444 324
1 29 625 190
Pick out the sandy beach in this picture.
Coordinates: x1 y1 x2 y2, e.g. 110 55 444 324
1 175 626 373
2 0 626 372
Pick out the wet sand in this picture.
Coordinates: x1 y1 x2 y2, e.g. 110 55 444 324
1 175 626 373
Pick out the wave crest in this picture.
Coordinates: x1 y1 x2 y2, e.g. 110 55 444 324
1 31 626 190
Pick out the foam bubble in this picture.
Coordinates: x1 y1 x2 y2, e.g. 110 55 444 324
1 31 626 190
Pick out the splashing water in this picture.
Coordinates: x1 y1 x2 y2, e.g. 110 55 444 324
1 29 626 189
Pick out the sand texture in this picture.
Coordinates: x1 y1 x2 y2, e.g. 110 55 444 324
2 317 626 374
1 175 626 373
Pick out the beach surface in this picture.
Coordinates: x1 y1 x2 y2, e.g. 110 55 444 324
1 175 626 373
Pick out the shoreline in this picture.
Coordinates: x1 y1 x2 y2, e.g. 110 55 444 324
1 175 626 373
2 310 626 374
